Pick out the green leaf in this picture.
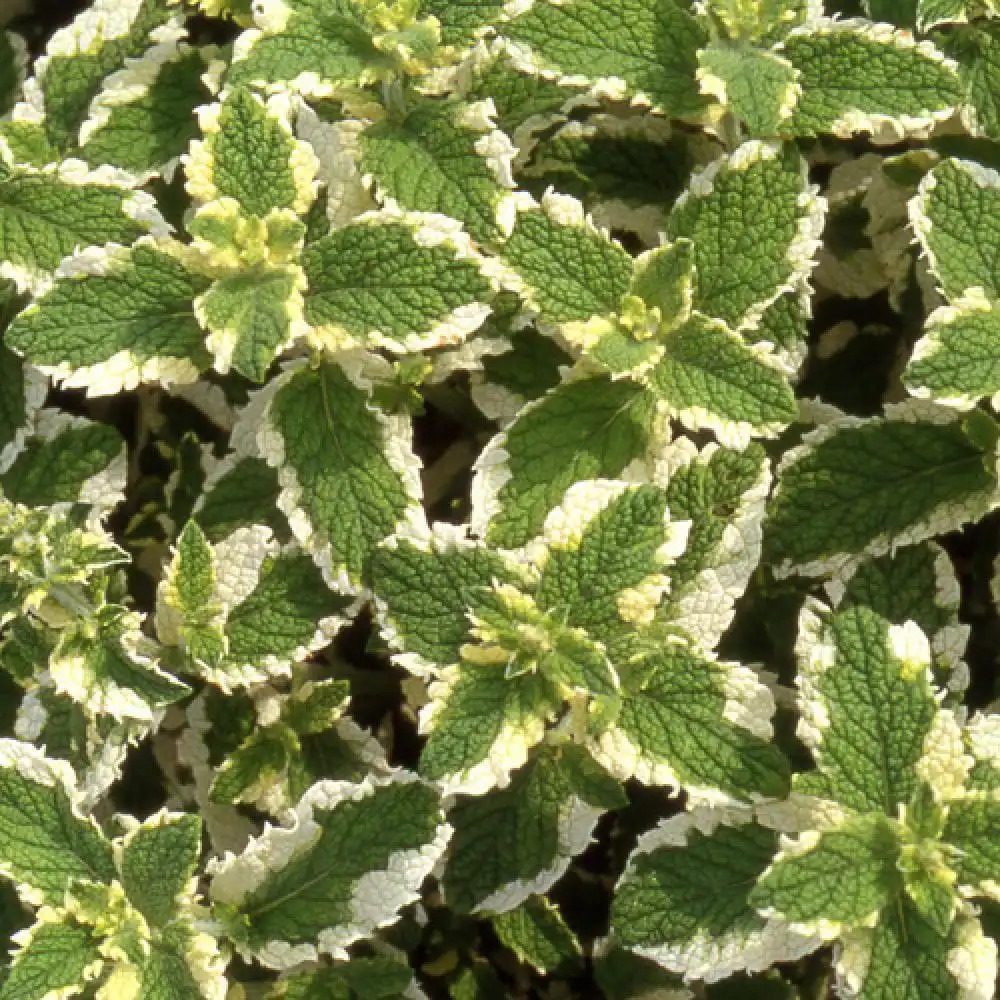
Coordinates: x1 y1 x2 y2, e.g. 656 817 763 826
302 219 492 353
6 242 212 396
258 359 422 588
193 455 286 544
697 46 801 135
119 811 202 927
938 25 1000 139
491 896 582 974
0 920 100 1000
646 312 797 446
0 739 116 904
608 643 790 803
502 197 633 325
211 774 448 968
910 158 1000 302
474 375 658 549
0 163 157 293
80 46 217 179
373 532 520 670
37 0 177 152
441 744 608 913
227 0 385 94
358 97 514 243
612 812 814 982
210 726 290 805
276 956 414 1000
476 325 574 419
1 415 124 509
196 264 303 382
503 0 707 116
750 814 902 928
764 404 1000 577
186 87 315 217
422 0 507 46
0 348 45 459
665 141 822 329
138 922 227 1000
794 604 941 814
943 799 1000 893
779 22 964 139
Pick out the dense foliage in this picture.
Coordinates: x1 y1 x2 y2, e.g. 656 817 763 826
4 0 1000 997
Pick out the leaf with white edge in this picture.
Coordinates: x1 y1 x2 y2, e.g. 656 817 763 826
441 743 624 914
31 0 179 153
372 529 522 673
942 799 1000 894
645 313 798 447
0 32 27 119
592 942 689 1000
657 441 770 649
0 739 116 904
777 20 964 141
792 603 940 813
601 642 790 804
664 141 823 331
629 238 695 328
472 374 659 549
358 97 515 244
502 193 633 329
0 919 101 1000
193 454 287 544
938 25 1000 140
917 0 967 29
750 813 902 929
119 810 202 927
835 901 993 999
137 923 229 1000
0 348 46 463
744 287 811 369
6 241 212 396
764 402 1000 578
502 0 707 116
257 359 423 590
0 413 125 510
421 0 507 46
209 773 450 969
210 725 290 806
910 157 1000 302
156 519 228 671
491 896 582 974
535 482 684 637
697 45 801 136
50 608 191 723
227 0 389 95
0 162 164 294
301 218 493 354
80 45 220 180
612 810 818 982
196 264 305 382
185 88 317 217
418 659 555 796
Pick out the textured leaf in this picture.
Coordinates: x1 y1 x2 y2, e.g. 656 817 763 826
491 896 582 974
779 21 964 139
613 812 816 982
665 141 822 330
764 403 1000 577
473 375 659 549
0 920 100 1000
750 814 902 927
943 799 1000 892
503 0 707 116
0 740 116 904
697 46 801 135
646 313 797 446
302 219 492 353
7 242 211 396
938 25 1000 139
0 163 157 293
910 158 1000 302
794 604 940 813
210 774 449 968
275 956 414 1000
0 349 45 461
359 98 514 243
604 643 789 804
422 0 507 46
193 455 286 544
442 744 620 913
119 811 202 927
258 360 422 589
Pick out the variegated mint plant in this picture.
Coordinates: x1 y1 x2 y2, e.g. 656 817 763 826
5 0 1000 996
